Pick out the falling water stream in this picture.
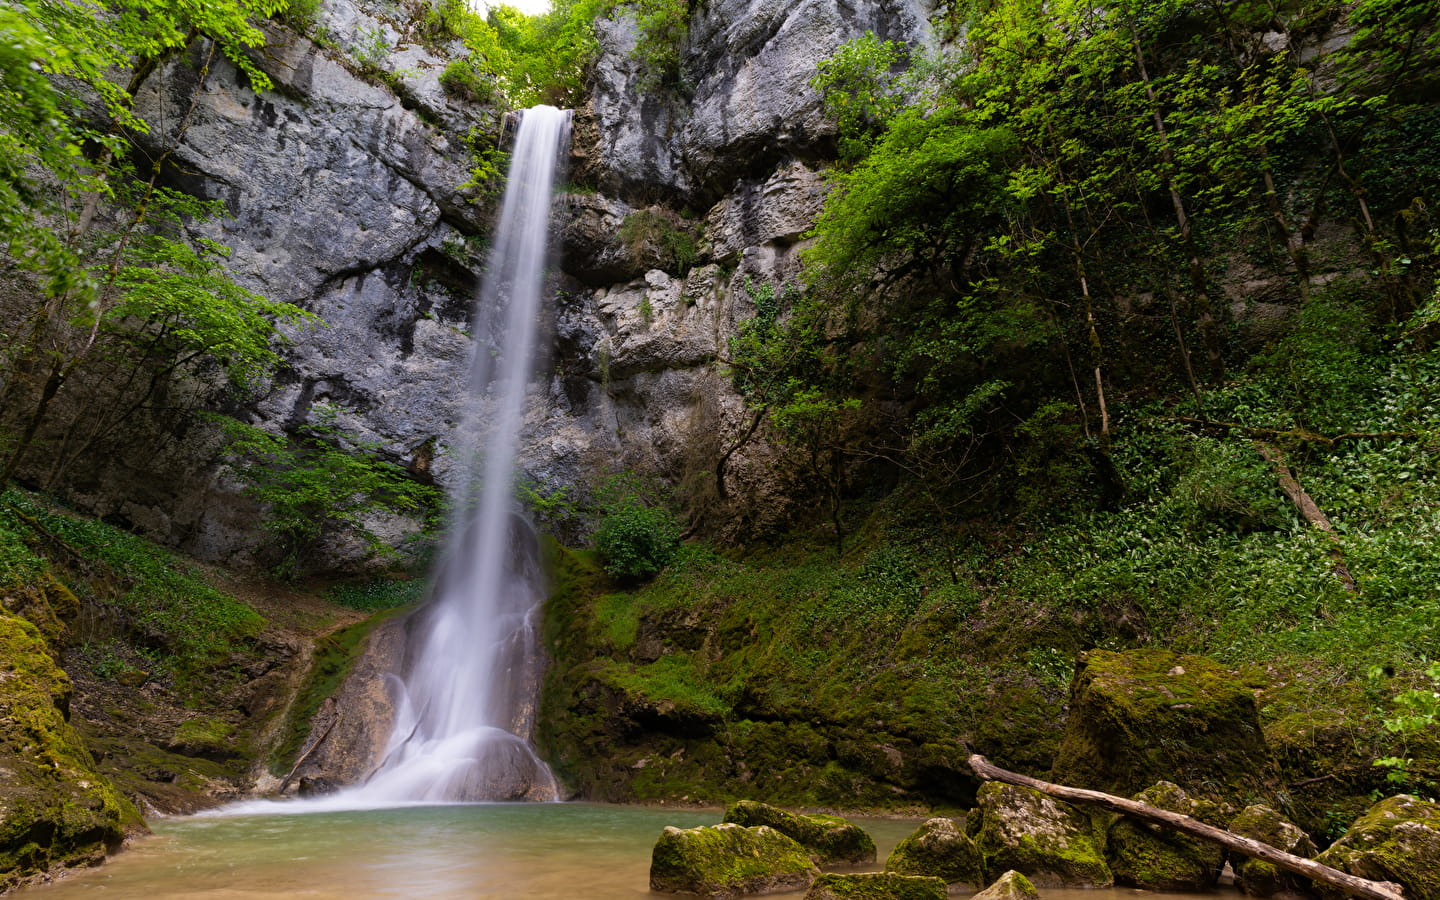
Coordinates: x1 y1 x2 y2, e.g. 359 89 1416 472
349 105 571 804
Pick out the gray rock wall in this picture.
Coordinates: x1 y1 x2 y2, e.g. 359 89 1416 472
35 0 934 567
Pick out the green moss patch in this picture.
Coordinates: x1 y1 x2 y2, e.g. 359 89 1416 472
0 612 138 890
723 800 876 864
807 872 947 900
649 823 819 897
1315 794 1440 900
885 817 983 886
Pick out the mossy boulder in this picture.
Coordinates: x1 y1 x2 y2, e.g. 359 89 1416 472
1106 782 1225 890
805 872 947 900
971 781 1112 887
1052 649 1275 802
1314 794 1440 900
972 870 1040 900
0 612 139 890
884 817 983 886
1228 805 1316 897
724 800 876 865
650 822 820 898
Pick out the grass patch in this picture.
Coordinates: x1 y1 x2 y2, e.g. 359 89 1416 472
1 489 265 681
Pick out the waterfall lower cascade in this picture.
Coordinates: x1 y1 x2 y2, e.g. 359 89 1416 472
351 106 571 804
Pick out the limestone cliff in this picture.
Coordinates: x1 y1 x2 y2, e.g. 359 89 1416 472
18 0 935 571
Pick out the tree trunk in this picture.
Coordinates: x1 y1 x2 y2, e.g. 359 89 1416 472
966 754 1405 900
1256 442 1358 592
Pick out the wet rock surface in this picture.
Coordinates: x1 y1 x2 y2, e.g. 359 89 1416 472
883 816 983 886
723 800 876 865
650 822 820 898
0 613 136 891
805 872 948 900
1314 794 1440 900
969 781 1112 888
971 870 1040 900
1105 782 1225 891
1052 649 1277 802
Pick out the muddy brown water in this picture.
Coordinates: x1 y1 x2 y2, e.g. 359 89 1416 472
22 803 1241 899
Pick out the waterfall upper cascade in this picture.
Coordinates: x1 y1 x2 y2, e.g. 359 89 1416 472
348 105 572 804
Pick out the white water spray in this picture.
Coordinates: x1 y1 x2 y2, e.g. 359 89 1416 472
346 105 571 804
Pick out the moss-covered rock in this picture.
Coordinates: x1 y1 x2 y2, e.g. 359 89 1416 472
1106 782 1224 890
805 872 947 900
884 817 984 886
1052 649 1276 802
724 801 876 865
1314 794 1440 900
650 822 820 898
971 781 1112 887
1228 805 1317 897
0 612 139 891
972 870 1040 900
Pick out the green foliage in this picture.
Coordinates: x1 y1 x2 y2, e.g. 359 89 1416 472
811 32 910 164
325 576 428 611
618 209 697 275
628 0 691 89
214 406 440 579
0 490 265 680
1373 664 1440 788
592 472 684 582
351 24 391 71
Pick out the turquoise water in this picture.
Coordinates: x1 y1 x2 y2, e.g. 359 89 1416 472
23 804 917 899
23 803 1234 899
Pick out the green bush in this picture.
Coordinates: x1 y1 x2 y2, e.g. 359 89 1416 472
592 474 683 582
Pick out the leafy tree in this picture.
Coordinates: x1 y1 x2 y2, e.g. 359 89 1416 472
215 408 440 579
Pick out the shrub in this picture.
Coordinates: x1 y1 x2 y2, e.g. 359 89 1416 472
592 474 683 582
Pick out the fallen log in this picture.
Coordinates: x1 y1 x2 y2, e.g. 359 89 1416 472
966 754 1404 900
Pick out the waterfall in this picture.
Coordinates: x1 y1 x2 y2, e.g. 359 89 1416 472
349 105 570 804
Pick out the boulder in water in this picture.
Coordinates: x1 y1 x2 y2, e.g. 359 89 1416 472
804 872 947 900
883 817 983 887
1227 804 1317 897
1314 794 1440 900
650 822 820 898
1106 782 1225 891
970 781 1112 887
1052 650 1276 802
723 800 875 864
972 870 1041 900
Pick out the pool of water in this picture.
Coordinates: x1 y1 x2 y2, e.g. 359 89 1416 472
22 803 1236 900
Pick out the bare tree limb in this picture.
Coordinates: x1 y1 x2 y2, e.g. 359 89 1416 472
967 754 1404 900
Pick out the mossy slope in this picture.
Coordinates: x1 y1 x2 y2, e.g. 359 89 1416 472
0 611 139 891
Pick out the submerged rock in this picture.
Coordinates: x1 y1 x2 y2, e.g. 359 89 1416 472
1052 649 1276 802
972 870 1041 900
1314 794 1440 900
970 781 1112 887
650 822 820 898
804 872 947 900
0 613 138 890
883 817 983 886
1106 782 1224 891
1228 804 1317 897
723 800 876 865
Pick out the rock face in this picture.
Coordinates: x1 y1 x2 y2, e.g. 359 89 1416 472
1228 805 1317 897
723 800 876 865
972 870 1040 900
1314 794 1440 900
1105 782 1225 891
25 0 938 574
650 823 820 898
969 781 1112 887
1052 649 1277 802
805 872 947 900
0 613 137 890
884 817 984 886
